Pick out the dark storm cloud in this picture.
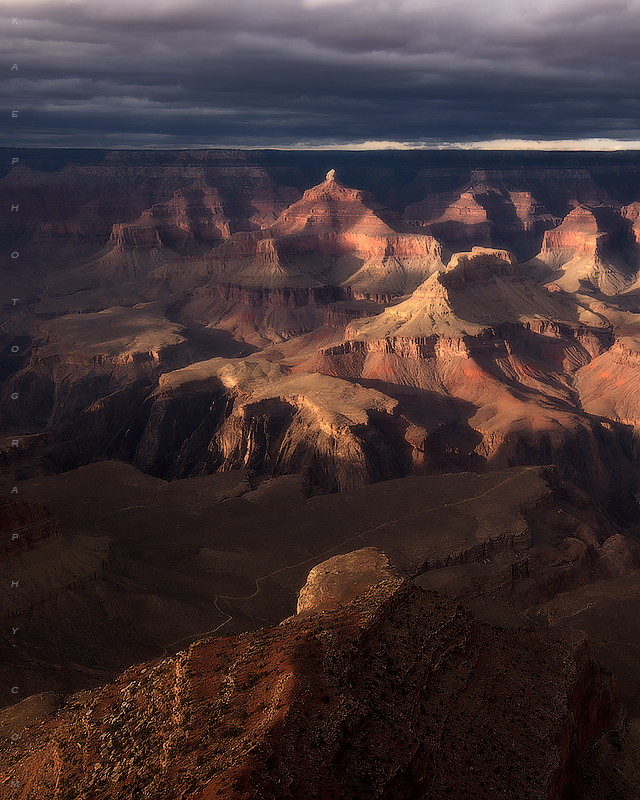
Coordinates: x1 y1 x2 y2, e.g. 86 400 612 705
2 0 640 148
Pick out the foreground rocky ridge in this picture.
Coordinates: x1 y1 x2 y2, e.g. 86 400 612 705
0 547 633 799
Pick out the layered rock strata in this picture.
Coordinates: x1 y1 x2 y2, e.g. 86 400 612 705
0 306 192 460
0 152 300 270
133 359 405 489
152 171 445 297
296 248 633 503
527 205 635 295
403 181 559 257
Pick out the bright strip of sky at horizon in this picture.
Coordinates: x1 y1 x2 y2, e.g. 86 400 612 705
2 0 640 149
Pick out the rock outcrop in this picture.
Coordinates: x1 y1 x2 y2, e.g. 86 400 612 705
403 180 559 258
574 335 640 430
0 305 193 462
132 358 406 489
287 247 639 504
271 168 401 238
526 205 636 295
0 495 60 559
339 247 575 339
296 546 399 614
0 547 629 799
152 172 445 297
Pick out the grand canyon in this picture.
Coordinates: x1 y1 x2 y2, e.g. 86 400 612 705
3 148 640 798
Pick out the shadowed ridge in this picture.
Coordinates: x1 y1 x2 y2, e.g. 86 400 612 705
0 545 631 799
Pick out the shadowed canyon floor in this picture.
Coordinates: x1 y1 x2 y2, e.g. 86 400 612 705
2 462 640 774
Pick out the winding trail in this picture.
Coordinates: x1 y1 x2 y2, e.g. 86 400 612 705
162 471 521 654
0 312 20 337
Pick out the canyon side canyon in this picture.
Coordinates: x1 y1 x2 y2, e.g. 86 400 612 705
3 149 640 797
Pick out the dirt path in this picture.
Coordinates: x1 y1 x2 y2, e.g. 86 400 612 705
163 471 519 652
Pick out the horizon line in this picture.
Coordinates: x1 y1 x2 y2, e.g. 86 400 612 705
3 145 640 153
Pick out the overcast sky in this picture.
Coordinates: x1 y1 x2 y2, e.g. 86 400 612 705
2 0 640 149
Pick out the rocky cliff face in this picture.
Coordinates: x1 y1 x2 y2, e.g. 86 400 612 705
148 172 445 297
621 202 640 271
403 181 559 258
440 245 520 287
0 306 193 462
0 547 629 799
78 185 237 283
0 495 60 559
131 360 407 490
527 205 637 295
574 336 640 432
173 283 354 347
509 190 560 231
284 247 638 506
309 326 634 504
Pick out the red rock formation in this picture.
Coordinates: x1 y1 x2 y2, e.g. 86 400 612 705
528 205 635 295
4 160 640 525
154 172 444 296
574 336 640 429
102 185 232 253
178 283 348 346
622 201 640 230
108 223 165 251
296 547 399 614
508 190 559 232
198 367 403 490
272 169 400 238
0 548 627 799
620 201 640 271
437 190 489 225
404 189 492 251
311 320 627 500
285 249 635 501
542 205 600 255
440 246 520 288
403 181 558 257
0 306 194 464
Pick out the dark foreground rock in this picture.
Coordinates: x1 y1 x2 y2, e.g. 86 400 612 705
0 547 634 800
